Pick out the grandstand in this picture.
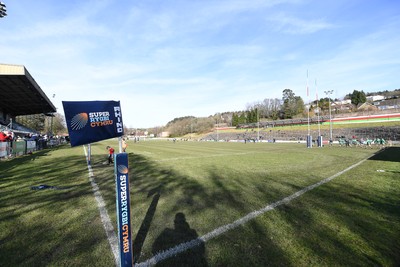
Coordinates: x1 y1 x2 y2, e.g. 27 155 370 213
0 63 57 158
0 63 56 133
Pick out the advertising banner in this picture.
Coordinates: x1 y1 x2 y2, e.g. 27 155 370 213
62 101 124 147
26 141 36 153
0 142 7 157
114 153 133 266
13 141 26 156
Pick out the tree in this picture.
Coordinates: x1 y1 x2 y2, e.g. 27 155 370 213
264 98 282 120
294 96 305 115
246 98 282 120
220 112 232 126
281 89 304 119
232 113 239 126
318 97 331 112
44 113 67 135
16 114 46 132
246 109 258 123
165 116 213 137
350 90 366 106
238 113 247 124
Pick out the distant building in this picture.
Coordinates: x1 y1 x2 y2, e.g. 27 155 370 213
366 95 385 102
373 99 400 110
357 102 378 111
332 99 352 106
332 99 353 113
160 131 170 137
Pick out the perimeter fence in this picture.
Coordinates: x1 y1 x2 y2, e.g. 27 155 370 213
0 138 66 159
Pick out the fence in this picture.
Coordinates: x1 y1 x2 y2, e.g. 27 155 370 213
0 138 65 159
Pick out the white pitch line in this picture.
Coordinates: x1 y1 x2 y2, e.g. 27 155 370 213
83 146 119 266
136 155 370 267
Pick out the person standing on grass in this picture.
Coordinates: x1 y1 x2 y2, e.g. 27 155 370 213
106 146 115 165
122 138 128 152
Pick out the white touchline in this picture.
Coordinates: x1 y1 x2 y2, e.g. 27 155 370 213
136 155 370 267
83 146 119 266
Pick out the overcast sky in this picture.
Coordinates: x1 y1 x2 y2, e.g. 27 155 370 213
1 0 399 128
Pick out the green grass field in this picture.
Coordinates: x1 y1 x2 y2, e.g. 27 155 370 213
1 141 399 266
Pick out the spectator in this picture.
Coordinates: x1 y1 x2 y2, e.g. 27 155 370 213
0 131 7 142
106 146 115 165
6 131 13 141
122 138 128 152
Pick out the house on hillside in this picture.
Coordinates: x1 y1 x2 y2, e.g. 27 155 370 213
357 102 378 111
373 99 400 110
366 95 385 102
334 99 352 105
160 131 170 137
332 99 353 113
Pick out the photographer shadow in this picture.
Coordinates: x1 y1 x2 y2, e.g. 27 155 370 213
152 212 208 267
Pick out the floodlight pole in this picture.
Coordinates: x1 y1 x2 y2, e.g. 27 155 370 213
324 90 334 144
50 94 56 137
0 2 7 18
316 79 322 147
306 70 312 148
118 137 123 153
257 108 260 142
216 119 219 141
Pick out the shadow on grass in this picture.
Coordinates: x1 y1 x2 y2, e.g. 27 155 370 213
0 146 115 266
0 152 93 222
125 153 211 263
273 172 400 266
369 147 400 162
0 148 53 172
133 190 160 262
152 212 207 267
117 153 293 266
89 150 211 265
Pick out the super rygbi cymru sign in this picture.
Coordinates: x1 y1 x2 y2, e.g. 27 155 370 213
115 153 133 266
62 101 124 147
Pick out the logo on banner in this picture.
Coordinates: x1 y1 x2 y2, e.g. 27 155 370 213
70 111 116 131
119 173 130 252
115 153 133 265
114 106 123 133
118 164 129 174
71 113 89 130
